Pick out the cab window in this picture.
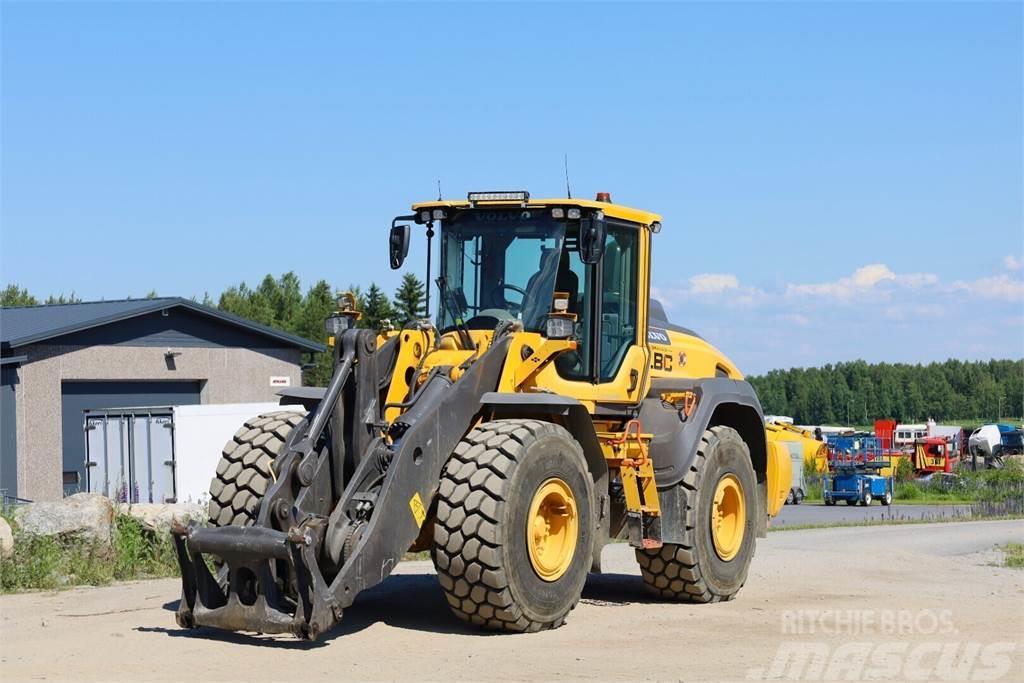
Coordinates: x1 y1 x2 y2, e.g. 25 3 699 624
599 225 639 381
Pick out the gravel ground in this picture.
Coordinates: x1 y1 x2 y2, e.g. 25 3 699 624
1 520 1022 682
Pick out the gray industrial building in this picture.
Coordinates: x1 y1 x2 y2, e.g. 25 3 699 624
0 298 323 502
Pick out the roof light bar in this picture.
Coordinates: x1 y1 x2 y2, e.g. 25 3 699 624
467 190 530 206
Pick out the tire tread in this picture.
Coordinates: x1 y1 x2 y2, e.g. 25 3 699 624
635 425 750 603
207 410 304 527
433 419 582 632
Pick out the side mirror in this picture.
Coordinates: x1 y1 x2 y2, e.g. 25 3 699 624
579 212 607 265
389 224 411 270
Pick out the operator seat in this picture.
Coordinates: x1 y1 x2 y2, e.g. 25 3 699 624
520 248 561 326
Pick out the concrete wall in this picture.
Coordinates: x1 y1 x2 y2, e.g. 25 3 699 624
13 344 302 501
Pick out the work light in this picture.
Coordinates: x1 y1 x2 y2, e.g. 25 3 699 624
467 191 530 203
324 314 353 337
545 316 575 340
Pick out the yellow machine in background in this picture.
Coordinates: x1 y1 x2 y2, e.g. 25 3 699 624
176 190 791 641
765 421 829 472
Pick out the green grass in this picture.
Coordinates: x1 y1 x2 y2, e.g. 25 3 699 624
1001 543 1024 568
0 511 179 593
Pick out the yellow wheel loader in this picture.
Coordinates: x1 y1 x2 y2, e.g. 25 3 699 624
172 190 791 639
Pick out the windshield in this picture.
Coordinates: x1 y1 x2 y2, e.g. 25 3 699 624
437 210 567 333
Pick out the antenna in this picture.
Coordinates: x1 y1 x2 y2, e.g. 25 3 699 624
437 179 442 201
564 154 572 199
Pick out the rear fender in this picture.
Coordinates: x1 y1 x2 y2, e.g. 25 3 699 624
638 378 769 540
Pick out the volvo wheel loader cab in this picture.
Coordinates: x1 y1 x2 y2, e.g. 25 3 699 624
172 190 790 640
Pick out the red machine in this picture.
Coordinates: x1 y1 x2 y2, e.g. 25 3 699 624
874 419 897 451
911 436 958 474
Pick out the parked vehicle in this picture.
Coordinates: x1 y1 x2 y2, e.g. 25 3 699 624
968 424 1024 469
766 421 828 473
823 454 894 506
780 442 806 504
169 191 791 641
910 436 958 475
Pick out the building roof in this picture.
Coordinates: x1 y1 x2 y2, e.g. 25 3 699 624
0 297 325 352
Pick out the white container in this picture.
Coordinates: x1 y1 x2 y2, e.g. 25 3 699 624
85 402 302 504
172 403 302 504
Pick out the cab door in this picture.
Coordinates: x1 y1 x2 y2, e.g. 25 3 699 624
546 220 651 406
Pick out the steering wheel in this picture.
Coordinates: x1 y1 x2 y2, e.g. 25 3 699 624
490 283 527 315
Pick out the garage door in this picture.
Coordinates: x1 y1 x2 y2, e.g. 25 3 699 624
1 365 18 501
61 381 200 496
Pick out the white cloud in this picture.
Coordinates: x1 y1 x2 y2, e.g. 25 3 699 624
687 273 739 294
654 262 1022 373
653 273 765 309
951 274 1024 303
786 263 938 301
1005 255 1023 271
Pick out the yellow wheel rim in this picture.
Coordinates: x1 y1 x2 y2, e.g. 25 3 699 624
526 477 578 582
711 473 745 561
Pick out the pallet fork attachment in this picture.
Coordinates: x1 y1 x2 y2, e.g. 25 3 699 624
172 328 512 640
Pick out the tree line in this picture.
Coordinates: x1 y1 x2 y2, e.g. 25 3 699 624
209 272 427 384
4 279 1022 419
2 274 427 386
747 359 1024 425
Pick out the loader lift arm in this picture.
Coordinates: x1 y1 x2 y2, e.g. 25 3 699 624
173 328 513 640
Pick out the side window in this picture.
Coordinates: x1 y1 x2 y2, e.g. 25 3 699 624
599 226 638 381
554 238 592 382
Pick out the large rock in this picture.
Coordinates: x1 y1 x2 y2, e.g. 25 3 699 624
14 493 114 547
117 503 205 532
0 517 13 559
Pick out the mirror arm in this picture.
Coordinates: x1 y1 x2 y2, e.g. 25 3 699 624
392 214 417 229
425 223 434 319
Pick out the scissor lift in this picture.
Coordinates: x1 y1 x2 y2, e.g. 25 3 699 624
823 446 894 507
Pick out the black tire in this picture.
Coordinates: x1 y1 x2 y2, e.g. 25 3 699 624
785 489 795 505
795 489 805 505
863 492 873 506
432 419 594 633
882 491 892 506
635 426 757 603
825 497 835 506
207 411 305 527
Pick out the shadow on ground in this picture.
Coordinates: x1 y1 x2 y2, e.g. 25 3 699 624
144 570 652 646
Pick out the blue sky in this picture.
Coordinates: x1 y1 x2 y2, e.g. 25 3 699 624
1 1 1021 374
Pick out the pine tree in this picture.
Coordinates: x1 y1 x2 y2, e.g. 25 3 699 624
298 280 337 386
44 292 82 304
392 273 426 326
361 283 395 330
0 284 38 307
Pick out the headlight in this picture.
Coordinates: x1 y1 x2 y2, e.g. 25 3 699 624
545 316 575 340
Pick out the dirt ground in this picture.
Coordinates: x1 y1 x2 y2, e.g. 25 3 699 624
1 520 1022 682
